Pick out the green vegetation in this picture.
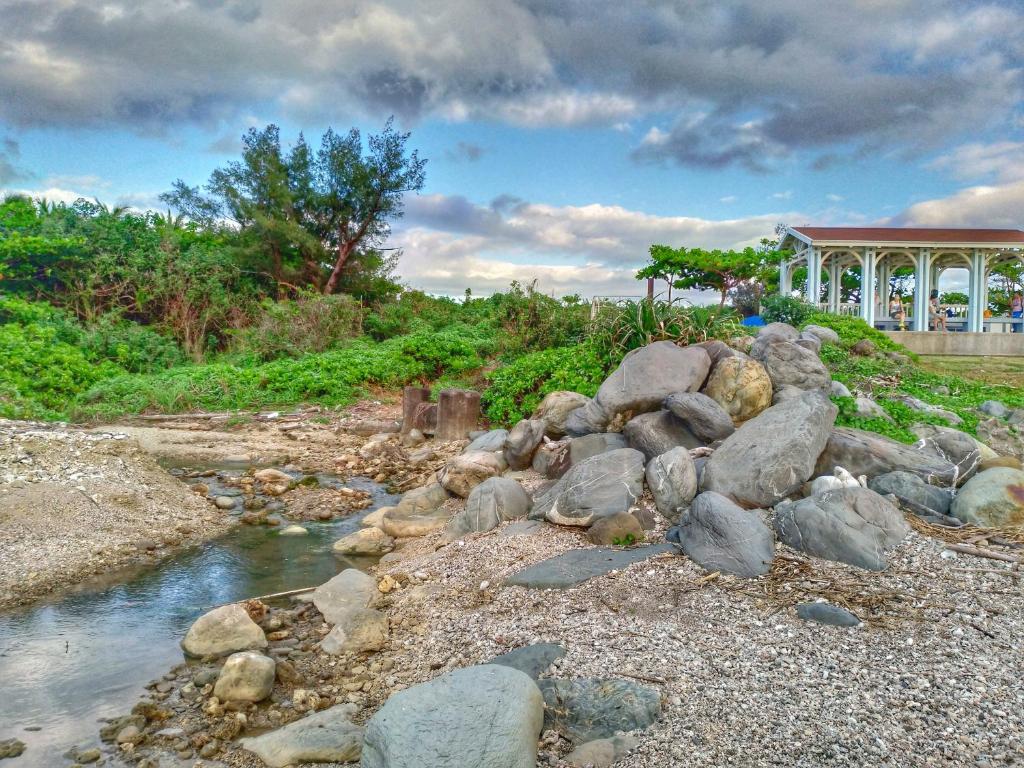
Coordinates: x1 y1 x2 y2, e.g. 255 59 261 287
760 295 817 326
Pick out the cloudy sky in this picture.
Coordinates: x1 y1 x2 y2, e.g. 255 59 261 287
2 0 1023 297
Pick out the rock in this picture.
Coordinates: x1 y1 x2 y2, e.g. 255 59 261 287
796 602 861 627
465 429 509 453
0 739 25 759
438 451 503 498
396 483 448 514
663 392 735 443
181 603 267 658
830 380 852 398
912 425 981 483
979 400 1010 419
279 524 308 536
851 338 877 356
803 324 840 344
950 467 1024 526
74 747 102 763
701 392 837 508
361 506 392 528
693 339 736 368
361 665 544 768
533 391 591 437
255 468 292 483
977 418 1024 462
564 400 612 438
115 724 142 744
380 505 449 538
401 428 426 448
586 512 644 545
979 456 1023 471
700 356 773 424
531 448 645 526
644 447 698 523
564 735 639 768
891 394 963 426
213 651 276 702
751 339 831 392
569 433 628 465
771 384 805 405
814 427 958 486
854 397 892 421
758 322 800 341
443 477 532 540
773 487 910 570
333 527 395 556
487 643 566 680
504 419 546 470
311 569 377 624
240 703 364 768
567 342 711 434
537 678 661 744
214 495 236 510
623 410 701 461
506 543 675 589
796 332 821 353
532 439 571 479
320 608 388 654
675 491 774 577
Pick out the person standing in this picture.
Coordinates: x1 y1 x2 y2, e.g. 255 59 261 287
1011 291 1023 332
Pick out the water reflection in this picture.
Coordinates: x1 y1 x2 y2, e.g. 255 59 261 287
0 475 397 767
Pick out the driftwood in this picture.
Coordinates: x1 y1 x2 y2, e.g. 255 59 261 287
207 585 316 610
945 543 1022 564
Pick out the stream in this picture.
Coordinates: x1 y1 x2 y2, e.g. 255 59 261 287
0 466 398 768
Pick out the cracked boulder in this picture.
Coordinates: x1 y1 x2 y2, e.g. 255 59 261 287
773 486 910 570
530 448 645 526
645 447 698 523
750 338 831 393
815 428 958 486
675 491 774 578
664 391 735 443
623 410 701 461
443 477 532 540
438 451 504 498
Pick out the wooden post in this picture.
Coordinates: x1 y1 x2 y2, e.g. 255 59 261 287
435 389 481 441
412 402 438 435
402 386 431 433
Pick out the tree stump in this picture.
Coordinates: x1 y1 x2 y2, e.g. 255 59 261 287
402 386 432 433
435 389 481 441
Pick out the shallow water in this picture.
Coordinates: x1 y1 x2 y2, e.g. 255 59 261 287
0 473 398 767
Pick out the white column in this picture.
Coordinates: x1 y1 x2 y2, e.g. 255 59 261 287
779 260 792 296
860 248 876 325
876 259 890 317
967 250 984 332
826 260 841 313
913 248 932 331
806 247 822 306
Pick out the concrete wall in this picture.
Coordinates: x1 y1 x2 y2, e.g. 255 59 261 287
884 331 1024 357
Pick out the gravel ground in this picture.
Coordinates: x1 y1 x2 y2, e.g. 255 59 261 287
0 420 232 610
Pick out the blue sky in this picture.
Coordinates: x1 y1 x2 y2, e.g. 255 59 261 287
2 0 1023 296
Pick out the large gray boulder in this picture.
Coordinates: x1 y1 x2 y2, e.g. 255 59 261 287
532 391 591 437
181 603 267 658
438 451 503 498
664 392 735 443
504 419 546 470
950 467 1024 527
803 324 840 345
443 477 532 540
751 339 831 392
773 487 910 570
312 569 377 625
395 483 448 514
466 429 508 453
645 447 698 523
814 427 958 486
675 491 774 578
758 322 800 341
868 471 952 517
532 439 571 479
622 410 700 461
537 678 661 744
569 433 628 465
320 608 388 654
912 425 982 484
565 342 710 434
361 665 543 768
701 392 837 508
701 356 773 424
240 703 364 768
531 449 645 526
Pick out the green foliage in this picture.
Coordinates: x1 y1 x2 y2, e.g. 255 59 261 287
803 313 907 354
940 291 968 305
760 295 817 326
229 291 364 361
482 343 607 425
612 533 637 547
589 299 741 361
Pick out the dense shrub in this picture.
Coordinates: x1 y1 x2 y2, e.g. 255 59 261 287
230 291 364 361
803 313 908 354
482 343 607 425
760 295 817 326
589 299 741 360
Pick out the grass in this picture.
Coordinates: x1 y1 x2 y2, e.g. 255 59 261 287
918 355 1024 389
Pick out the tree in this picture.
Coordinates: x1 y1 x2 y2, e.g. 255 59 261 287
161 119 426 295
639 243 787 307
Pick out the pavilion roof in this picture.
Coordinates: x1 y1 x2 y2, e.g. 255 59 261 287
789 226 1024 247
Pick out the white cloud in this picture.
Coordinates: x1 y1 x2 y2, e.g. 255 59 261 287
719 195 738 204
771 190 793 200
825 193 844 202
928 141 1024 183
893 180 1024 228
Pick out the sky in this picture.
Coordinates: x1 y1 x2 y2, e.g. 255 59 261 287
2 0 1024 298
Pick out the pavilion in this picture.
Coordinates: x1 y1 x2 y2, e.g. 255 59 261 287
776 226 1024 333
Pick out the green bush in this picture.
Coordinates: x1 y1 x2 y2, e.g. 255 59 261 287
804 313 908 354
229 291 364 361
588 299 741 361
482 343 607 425
760 295 817 326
